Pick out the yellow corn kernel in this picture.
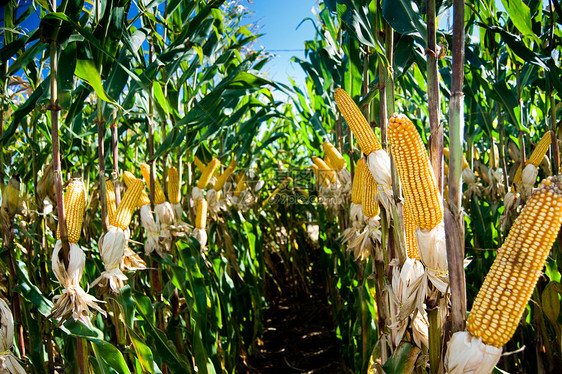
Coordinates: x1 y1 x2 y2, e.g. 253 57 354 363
323 155 335 171
197 158 220 189
334 88 380 155
140 163 166 204
234 174 247 197
168 167 180 205
466 176 562 347
312 156 337 184
57 179 86 244
323 141 346 171
124 171 150 207
214 164 235 191
403 200 420 260
388 114 443 230
196 199 207 229
113 178 144 230
106 180 117 225
229 159 237 168
351 158 366 204
194 156 206 173
513 132 552 185
361 165 379 218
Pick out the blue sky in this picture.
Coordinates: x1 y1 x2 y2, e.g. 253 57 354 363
243 0 318 88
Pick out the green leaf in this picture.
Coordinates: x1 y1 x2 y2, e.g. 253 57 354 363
500 0 542 45
127 327 156 374
542 282 562 325
75 59 113 103
381 342 420 373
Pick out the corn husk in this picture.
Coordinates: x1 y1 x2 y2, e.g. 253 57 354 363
366 150 393 217
347 216 382 262
191 186 205 204
416 222 448 293
521 164 538 197
411 311 429 349
91 226 128 292
121 247 147 271
140 204 160 256
445 331 502 374
191 229 207 249
50 241 105 321
0 299 25 374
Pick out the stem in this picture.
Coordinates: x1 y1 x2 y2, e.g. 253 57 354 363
112 113 121 205
445 0 467 337
384 22 395 115
427 0 443 193
97 100 108 231
428 304 440 374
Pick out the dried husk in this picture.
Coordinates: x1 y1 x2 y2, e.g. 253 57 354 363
50 241 105 322
140 204 160 256
91 226 128 292
416 222 449 293
445 331 502 374
0 298 25 374
366 150 393 217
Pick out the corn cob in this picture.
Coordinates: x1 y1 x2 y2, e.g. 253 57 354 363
323 155 335 171
140 163 166 204
106 179 117 225
194 156 206 173
168 167 180 205
403 200 420 260
124 171 150 207
196 199 207 230
197 158 220 189
323 141 346 171
234 174 247 197
351 158 366 204
112 178 144 230
334 88 380 155
512 132 552 185
466 176 562 347
312 156 337 184
388 114 442 230
57 179 86 244
361 165 380 218
214 163 235 191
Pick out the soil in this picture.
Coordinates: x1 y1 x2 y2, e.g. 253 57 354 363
245 285 345 373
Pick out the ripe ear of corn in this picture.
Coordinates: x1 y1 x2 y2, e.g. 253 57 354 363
403 200 420 260
312 156 337 184
234 174 247 197
388 114 442 230
57 179 86 244
106 179 117 225
351 158 366 204
124 171 150 207
214 163 235 191
334 88 380 155
140 163 166 204
194 156 206 172
168 167 180 205
113 178 144 230
196 199 207 229
198 158 220 189
512 132 552 185
361 165 380 218
323 141 346 171
466 176 562 348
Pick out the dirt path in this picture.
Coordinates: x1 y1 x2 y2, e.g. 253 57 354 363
246 285 345 373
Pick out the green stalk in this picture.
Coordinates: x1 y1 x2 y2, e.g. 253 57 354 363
445 0 467 336
428 304 440 374
97 99 108 231
427 0 443 193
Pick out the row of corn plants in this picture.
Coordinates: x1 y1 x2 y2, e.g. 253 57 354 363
290 0 562 372
0 0 304 372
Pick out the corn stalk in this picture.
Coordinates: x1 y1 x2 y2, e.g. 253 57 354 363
445 0 467 337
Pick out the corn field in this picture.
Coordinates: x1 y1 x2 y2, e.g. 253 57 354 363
1 0 561 373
